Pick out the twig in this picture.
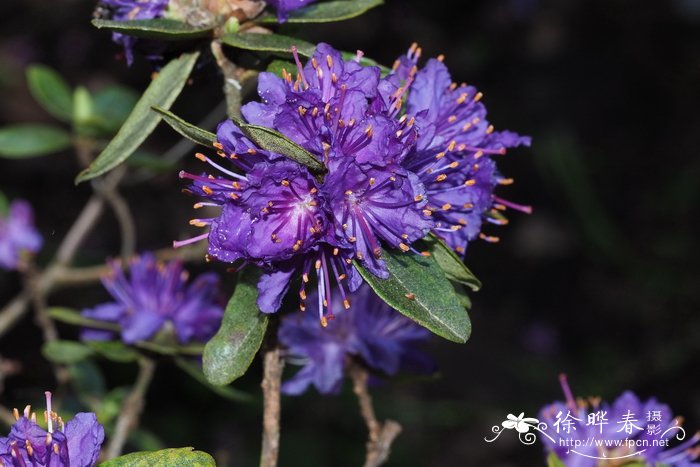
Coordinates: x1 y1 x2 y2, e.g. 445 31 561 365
23 263 70 386
210 40 258 119
349 363 402 467
105 357 156 460
260 347 284 467
100 187 136 261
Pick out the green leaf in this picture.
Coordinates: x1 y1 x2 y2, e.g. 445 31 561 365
266 59 294 78
0 124 71 158
152 107 216 148
134 340 204 356
174 357 255 403
546 452 566 467
75 51 199 184
221 32 315 58
100 447 216 467
203 269 268 385
0 191 8 216
96 386 129 424
41 340 94 364
91 19 213 40
232 118 326 176
69 360 106 398
26 65 73 122
356 248 471 343
86 341 140 363
91 85 139 134
258 0 383 23
424 234 481 291
48 307 121 332
453 283 472 309
72 86 94 134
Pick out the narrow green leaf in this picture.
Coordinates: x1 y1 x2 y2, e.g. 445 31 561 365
221 32 315 58
233 118 326 175
75 51 199 184
0 124 71 158
152 107 216 147
86 340 140 363
356 248 471 343
48 307 121 332
203 269 268 385
132 340 204 356
424 234 481 291
258 0 383 23
96 387 129 424
26 65 73 121
91 18 213 40
174 357 255 403
41 340 94 364
100 447 216 467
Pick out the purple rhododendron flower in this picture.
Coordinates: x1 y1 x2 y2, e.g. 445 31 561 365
80 252 223 344
538 375 700 466
178 42 528 324
0 392 104 467
279 285 435 395
97 0 169 65
388 44 532 255
267 0 317 22
0 199 42 271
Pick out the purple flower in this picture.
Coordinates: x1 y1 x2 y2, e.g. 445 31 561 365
538 375 700 466
80 253 224 344
0 199 42 271
178 41 530 324
279 285 435 395
97 0 169 65
266 0 317 23
178 43 430 324
0 392 104 467
387 45 531 254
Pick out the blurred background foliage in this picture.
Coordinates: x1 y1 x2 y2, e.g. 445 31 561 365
1 0 698 465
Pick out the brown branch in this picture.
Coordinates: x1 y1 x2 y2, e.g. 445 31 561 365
105 357 156 460
349 363 402 467
260 347 284 467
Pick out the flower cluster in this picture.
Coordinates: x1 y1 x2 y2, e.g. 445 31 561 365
80 253 224 345
0 392 104 467
538 375 700 466
0 199 42 271
179 42 529 324
96 0 170 65
279 285 434 395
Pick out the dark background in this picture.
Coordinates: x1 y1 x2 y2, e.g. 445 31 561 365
1 0 699 465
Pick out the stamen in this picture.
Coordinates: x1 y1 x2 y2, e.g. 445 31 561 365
291 46 309 88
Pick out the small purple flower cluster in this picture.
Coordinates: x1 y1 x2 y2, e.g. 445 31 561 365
539 375 700 466
279 285 434 394
0 392 104 467
97 0 169 65
0 199 42 271
81 253 224 345
179 42 529 324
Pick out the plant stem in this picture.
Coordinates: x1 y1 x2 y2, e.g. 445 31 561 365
260 347 284 467
349 363 402 467
105 357 156 460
